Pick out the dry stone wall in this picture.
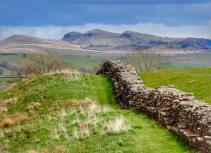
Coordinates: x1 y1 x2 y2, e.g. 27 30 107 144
97 60 211 153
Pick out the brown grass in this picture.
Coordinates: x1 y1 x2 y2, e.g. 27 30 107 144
44 146 69 153
24 145 69 153
25 125 36 135
0 113 28 129
26 102 41 116
79 120 94 128
0 97 18 120
48 68 79 75
102 116 130 135
0 140 9 153
0 107 7 119
66 98 94 107
25 150 39 153
8 82 18 90
0 97 18 107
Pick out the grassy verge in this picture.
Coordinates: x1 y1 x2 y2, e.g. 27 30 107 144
0 72 197 153
140 68 211 104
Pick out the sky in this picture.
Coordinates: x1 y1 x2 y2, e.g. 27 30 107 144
0 0 211 40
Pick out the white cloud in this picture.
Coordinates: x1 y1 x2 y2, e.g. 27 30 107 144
0 23 211 40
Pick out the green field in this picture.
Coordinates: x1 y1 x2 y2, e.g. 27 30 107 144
0 77 17 93
168 52 211 68
0 78 11 84
1 52 211 73
0 54 23 63
61 55 115 71
0 73 197 153
140 68 211 104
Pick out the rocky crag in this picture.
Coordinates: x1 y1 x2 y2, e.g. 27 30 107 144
97 60 211 153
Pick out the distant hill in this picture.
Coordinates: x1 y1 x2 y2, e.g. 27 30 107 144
63 29 130 51
1 34 49 44
0 34 88 54
1 30 211 55
63 29 211 51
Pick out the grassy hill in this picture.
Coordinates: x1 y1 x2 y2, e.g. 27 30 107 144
0 72 198 153
140 68 211 104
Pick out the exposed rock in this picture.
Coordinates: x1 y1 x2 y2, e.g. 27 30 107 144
97 60 211 153
62 32 82 42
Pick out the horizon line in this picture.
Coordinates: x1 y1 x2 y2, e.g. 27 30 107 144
0 23 211 40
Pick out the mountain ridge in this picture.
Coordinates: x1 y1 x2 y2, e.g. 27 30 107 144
62 29 211 51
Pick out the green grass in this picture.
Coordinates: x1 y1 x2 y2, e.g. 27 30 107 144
60 55 106 71
0 78 15 94
169 52 211 68
0 77 20 93
140 68 211 104
0 73 197 153
0 54 23 63
0 78 11 84
60 55 122 71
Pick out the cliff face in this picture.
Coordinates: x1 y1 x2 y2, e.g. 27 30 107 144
97 60 211 153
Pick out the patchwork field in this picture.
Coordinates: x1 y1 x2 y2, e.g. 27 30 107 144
1 52 211 74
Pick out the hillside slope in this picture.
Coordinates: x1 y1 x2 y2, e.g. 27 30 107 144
0 72 197 153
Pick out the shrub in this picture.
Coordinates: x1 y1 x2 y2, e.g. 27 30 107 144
127 50 170 72
14 53 67 77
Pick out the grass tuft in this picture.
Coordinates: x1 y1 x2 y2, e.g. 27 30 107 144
102 116 130 134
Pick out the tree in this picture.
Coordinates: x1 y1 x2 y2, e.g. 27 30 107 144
127 50 169 72
15 53 66 77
